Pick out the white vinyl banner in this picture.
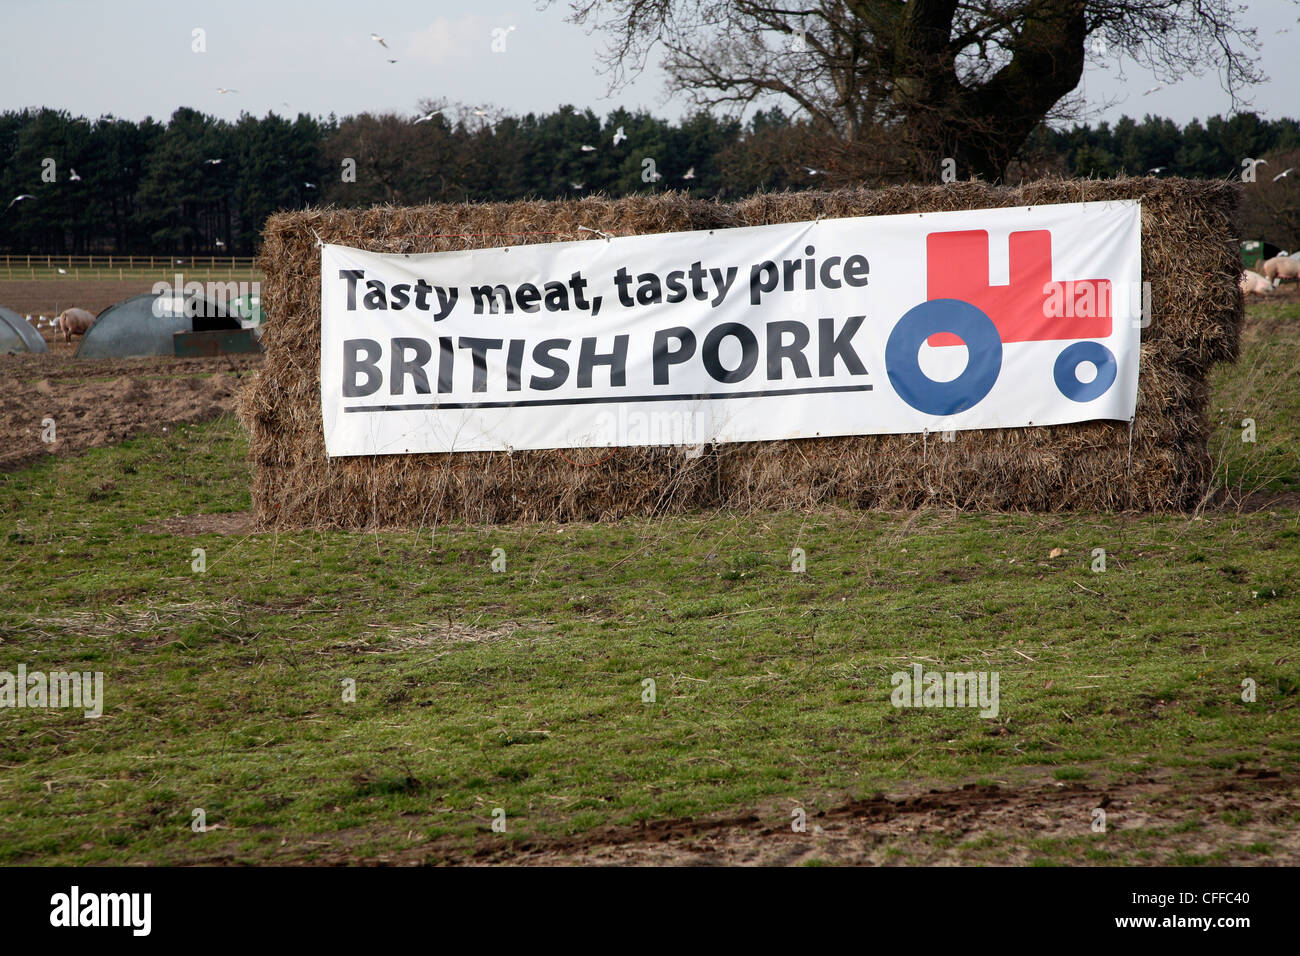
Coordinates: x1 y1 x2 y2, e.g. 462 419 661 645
320 200 1142 456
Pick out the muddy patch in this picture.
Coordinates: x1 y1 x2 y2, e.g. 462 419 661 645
0 349 259 470
457 771 1300 866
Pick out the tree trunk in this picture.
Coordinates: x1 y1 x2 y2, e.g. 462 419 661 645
893 0 1087 181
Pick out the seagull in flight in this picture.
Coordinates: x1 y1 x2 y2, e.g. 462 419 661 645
1274 167 1296 182
580 144 596 152
682 167 696 180
1142 83 1165 96
5 194 34 209
1148 166 1167 175
69 169 81 181
205 158 222 165
612 126 627 146
387 58 398 64
803 166 826 176
215 87 238 94
304 182 317 189
570 182 585 190
413 109 445 124
370 33 388 48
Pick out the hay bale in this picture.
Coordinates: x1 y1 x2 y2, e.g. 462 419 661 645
725 177 1240 514
239 179 1242 528
238 194 739 527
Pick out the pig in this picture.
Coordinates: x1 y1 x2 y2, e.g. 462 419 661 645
56 307 95 342
1240 269 1272 295
1274 257 1300 282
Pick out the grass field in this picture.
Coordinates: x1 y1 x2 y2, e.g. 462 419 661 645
0 302 1296 866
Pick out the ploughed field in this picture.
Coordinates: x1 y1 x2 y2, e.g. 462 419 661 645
0 281 261 471
0 299 1294 865
1 279 170 319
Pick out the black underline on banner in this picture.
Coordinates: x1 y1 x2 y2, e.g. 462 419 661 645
344 383 873 412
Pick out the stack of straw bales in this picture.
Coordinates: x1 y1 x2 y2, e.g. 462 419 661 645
238 179 1242 528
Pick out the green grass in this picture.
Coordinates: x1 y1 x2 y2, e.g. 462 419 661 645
1207 299 1300 495
0 302 1296 865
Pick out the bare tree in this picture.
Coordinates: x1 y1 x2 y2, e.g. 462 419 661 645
558 0 1271 181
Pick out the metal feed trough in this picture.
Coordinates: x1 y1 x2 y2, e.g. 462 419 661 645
76 291 248 359
173 328 262 356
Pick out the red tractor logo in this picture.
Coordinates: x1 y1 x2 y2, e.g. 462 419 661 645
885 229 1120 416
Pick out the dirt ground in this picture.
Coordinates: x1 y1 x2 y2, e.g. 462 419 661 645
449 770 1300 866
0 321 259 471
0 278 164 319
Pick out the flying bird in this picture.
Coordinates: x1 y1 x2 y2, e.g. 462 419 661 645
387 58 398 64
69 169 81 181
1142 83 1165 96
612 126 627 146
304 182 317 189
803 166 826 176
413 109 445 124
1148 166 1167 175
5 194 34 209
205 158 222 165
580 144 596 152
370 33 388 48
647 169 663 182
215 239 226 249
215 88 238 94
1273 168 1296 182
682 167 696 180
570 182 585 190
472 107 490 117
57 268 68 274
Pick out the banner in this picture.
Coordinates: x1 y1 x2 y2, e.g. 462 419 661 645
320 200 1142 456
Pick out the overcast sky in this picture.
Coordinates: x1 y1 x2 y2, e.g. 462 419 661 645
3 0 1298 129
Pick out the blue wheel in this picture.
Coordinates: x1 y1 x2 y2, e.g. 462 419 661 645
1053 342 1117 402
885 299 1003 416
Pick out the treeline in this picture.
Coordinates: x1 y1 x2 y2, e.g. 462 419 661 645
3 104 1299 256
1026 113 1300 179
